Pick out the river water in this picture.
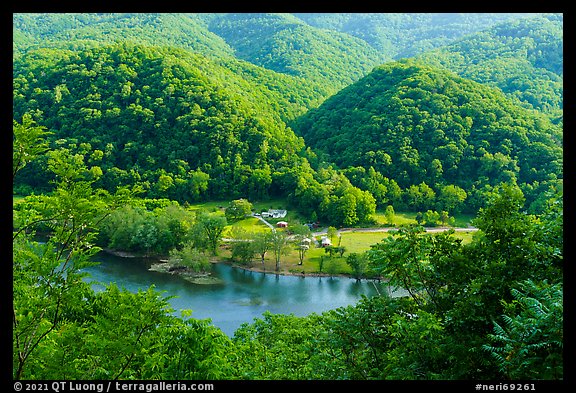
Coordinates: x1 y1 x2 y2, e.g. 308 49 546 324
83 252 404 337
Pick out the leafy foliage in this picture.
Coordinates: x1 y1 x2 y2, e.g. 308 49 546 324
207 13 385 93
483 280 563 379
292 59 562 212
417 14 563 117
294 13 540 59
13 12 563 381
13 43 315 202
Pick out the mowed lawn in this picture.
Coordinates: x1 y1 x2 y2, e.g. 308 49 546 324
199 199 479 276
222 223 477 276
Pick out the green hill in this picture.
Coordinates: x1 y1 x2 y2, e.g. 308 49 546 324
12 13 563 214
291 59 562 211
416 13 563 118
13 13 385 98
13 13 235 59
292 13 539 58
205 13 386 93
12 43 319 201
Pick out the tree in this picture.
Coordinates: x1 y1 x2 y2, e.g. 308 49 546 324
335 193 358 226
225 198 253 222
169 241 210 273
335 246 347 257
13 114 51 181
326 226 338 243
384 205 395 225
423 209 441 226
291 223 312 266
368 225 461 311
415 211 424 225
404 182 436 211
482 280 563 379
437 184 467 214
346 252 369 280
324 245 342 259
252 230 273 268
229 227 256 266
193 212 227 255
157 173 174 193
13 147 132 379
270 230 290 272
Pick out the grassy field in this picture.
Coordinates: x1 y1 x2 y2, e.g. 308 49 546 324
372 210 417 226
221 222 479 276
223 216 271 237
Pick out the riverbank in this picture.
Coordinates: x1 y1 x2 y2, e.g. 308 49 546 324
226 261 370 279
101 225 478 280
101 248 364 280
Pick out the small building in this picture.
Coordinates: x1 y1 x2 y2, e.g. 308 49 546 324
268 209 287 218
321 236 332 247
277 221 288 228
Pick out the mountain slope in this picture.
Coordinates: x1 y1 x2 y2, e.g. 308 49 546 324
12 43 317 200
416 13 563 118
292 13 539 58
291 60 562 207
13 12 385 98
13 13 235 59
206 13 386 93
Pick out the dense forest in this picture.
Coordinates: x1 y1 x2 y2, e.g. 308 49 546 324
291 59 563 214
293 13 538 58
12 12 563 382
416 13 563 119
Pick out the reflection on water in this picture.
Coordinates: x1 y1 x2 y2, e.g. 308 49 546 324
83 252 400 337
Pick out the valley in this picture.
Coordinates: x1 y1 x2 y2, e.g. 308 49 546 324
12 12 563 382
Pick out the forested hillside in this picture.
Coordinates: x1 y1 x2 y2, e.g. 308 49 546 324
12 12 383 98
292 13 538 58
291 59 563 213
13 13 235 60
12 12 564 382
204 13 386 93
12 43 320 201
15 13 545 99
12 12 564 219
416 13 563 119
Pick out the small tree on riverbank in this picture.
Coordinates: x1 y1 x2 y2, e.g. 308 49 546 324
346 252 369 280
270 230 290 272
292 224 312 266
253 231 273 268
229 227 255 266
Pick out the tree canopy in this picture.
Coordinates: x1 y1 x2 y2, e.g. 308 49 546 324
291 59 562 213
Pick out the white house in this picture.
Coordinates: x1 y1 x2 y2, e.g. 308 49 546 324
262 209 287 218
321 236 332 247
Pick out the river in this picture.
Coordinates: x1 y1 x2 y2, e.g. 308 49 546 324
82 252 406 337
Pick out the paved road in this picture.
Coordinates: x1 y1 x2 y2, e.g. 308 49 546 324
312 226 478 237
249 213 478 237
